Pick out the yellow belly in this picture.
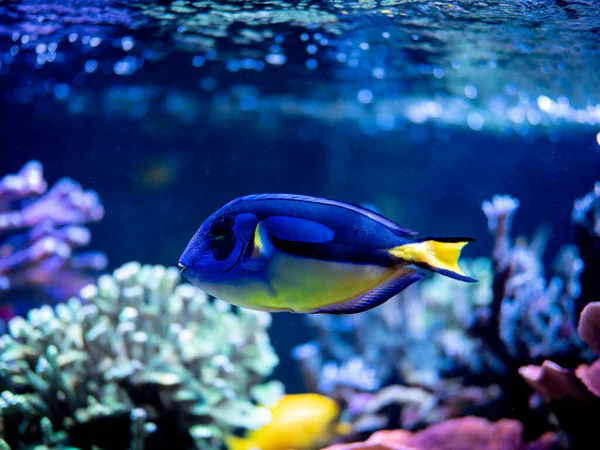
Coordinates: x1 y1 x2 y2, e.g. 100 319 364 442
204 252 397 313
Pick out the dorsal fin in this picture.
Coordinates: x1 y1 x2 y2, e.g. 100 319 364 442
234 193 417 237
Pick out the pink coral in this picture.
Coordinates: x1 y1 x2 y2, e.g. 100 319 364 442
518 361 593 403
324 417 564 450
519 301 600 402
577 302 600 354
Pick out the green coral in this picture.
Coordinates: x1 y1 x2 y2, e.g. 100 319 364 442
0 262 281 450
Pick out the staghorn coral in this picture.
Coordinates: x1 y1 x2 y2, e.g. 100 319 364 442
294 184 600 443
0 161 107 316
0 262 281 450
322 416 565 450
478 195 588 367
430 192 595 436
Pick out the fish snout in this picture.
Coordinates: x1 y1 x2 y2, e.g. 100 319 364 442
178 261 188 274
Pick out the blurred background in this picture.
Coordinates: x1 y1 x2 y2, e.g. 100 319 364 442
2 2 600 448
2 0 600 392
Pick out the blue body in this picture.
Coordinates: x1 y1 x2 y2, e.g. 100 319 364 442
180 193 415 266
179 194 474 314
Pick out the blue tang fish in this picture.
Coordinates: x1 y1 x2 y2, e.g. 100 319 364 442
178 194 477 315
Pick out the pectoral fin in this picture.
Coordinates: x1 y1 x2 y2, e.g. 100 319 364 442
241 221 275 273
311 268 426 315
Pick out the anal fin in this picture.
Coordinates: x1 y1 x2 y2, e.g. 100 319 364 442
311 268 426 315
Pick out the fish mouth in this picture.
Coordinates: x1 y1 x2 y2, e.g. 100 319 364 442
178 262 188 274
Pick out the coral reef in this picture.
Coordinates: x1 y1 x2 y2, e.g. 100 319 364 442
291 254 506 433
294 182 600 445
323 416 565 450
1 160 597 450
519 300 600 449
478 194 588 367
572 181 600 316
0 262 281 450
291 255 493 396
0 161 107 317
460 193 593 436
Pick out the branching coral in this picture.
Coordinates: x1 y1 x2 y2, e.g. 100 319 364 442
291 256 501 433
292 256 492 392
0 161 107 315
460 187 597 439
294 182 600 445
424 191 593 433
572 181 600 316
0 262 281 450
478 195 588 367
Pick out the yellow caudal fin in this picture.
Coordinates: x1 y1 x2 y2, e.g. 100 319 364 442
224 435 254 450
390 237 478 282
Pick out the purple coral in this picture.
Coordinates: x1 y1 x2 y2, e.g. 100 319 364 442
323 416 565 450
0 161 107 313
294 185 600 446
477 192 588 365
572 182 600 316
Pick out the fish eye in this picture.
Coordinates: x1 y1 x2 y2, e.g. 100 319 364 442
210 219 228 237
208 219 235 261
209 233 236 261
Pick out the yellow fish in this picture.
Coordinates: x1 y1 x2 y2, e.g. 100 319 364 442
225 394 351 450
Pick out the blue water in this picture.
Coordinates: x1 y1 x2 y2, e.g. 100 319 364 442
2 0 600 449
